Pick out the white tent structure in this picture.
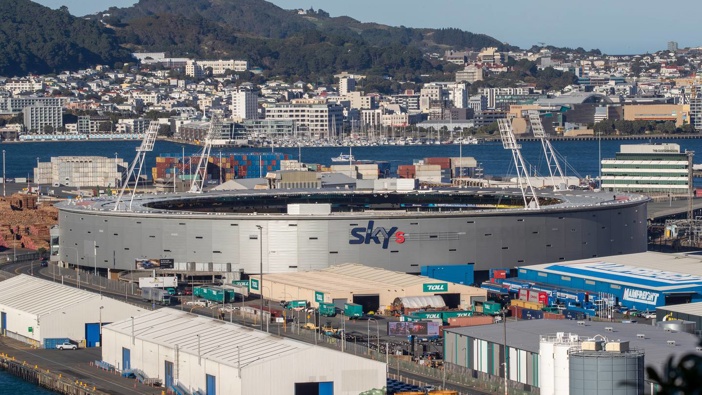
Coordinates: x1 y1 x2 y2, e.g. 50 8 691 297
101 308 386 395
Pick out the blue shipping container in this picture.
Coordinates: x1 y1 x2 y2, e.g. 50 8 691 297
44 338 71 349
421 264 474 285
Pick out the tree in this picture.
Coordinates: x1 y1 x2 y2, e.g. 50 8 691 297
644 340 702 395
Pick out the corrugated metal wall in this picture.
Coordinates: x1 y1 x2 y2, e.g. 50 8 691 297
58 199 648 274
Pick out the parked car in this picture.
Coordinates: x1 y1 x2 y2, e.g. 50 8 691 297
56 342 77 350
642 311 656 319
40 259 48 267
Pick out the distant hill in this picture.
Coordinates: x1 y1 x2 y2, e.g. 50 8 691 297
93 0 505 82
0 0 131 76
100 0 504 50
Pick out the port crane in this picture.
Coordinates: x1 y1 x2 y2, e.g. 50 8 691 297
497 118 541 209
113 122 159 211
527 110 567 190
189 113 223 193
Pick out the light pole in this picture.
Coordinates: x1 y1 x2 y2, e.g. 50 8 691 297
99 306 104 345
502 308 508 395
2 149 5 197
93 240 98 276
256 225 265 332
367 318 379 356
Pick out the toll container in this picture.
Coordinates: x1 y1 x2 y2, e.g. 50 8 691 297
318 302 337 317
447 315 494 327
344 303 363 319
285 300 308 309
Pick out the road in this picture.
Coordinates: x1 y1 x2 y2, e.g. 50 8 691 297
1 259 491 394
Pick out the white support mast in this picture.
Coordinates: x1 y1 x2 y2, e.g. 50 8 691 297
527 110 566 190
189 113 223 193
497 118 541 209
113 122 159 211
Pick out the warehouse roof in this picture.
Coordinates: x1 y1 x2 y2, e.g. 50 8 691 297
106 309 328 369
0 275 98 317
518 252 702 291
262 263 483 295
445 319 700 371
658 301 702 315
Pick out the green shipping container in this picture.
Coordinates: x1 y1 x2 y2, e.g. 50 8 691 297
344 303 363 318
319 302 337 317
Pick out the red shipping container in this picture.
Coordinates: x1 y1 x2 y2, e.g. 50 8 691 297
447 316 495 327
425 157 451 169
537 292 549 306
543 312 565 320
519 288 529 302
493 270 507 279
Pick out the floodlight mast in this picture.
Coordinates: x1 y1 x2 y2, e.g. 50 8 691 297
190 113 223 193
497 118 541 209
527 110 566 190
113 122 159 211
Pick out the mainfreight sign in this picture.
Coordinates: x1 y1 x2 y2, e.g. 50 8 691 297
423 283 448 292
623 288 660 305
349 221 405 249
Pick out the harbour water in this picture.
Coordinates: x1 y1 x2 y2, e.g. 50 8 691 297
1 137 701 181
0 369 54 394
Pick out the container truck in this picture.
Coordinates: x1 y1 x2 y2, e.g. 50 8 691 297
142 288 171 305
284 300 308 310
193 286 236 303
344 303 363 319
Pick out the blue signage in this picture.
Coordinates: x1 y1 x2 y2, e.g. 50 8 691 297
349 220 405 249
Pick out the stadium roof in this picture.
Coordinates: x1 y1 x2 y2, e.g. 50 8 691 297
536 93 610 106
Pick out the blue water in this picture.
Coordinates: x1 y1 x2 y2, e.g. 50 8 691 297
1 137 700 180
0 370 55 394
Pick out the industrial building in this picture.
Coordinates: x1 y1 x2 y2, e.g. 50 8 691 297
250 263 487 313
101 308 386 395
0 275 145 348
600 143 692 195
56 188 649 280
35 156 127 188
516 252 702 309
444 319 700 395
656 301 702 332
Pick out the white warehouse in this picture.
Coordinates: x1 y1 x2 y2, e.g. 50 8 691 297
0 275 145 348
101 309 386 395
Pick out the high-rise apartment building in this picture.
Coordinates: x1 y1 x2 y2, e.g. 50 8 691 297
231 89 259 120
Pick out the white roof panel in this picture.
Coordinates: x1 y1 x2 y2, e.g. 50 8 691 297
0 275 98 317
105 308 313 368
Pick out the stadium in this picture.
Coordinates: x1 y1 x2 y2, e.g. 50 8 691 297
56 188 649 281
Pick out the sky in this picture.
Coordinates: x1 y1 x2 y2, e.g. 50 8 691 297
35 0 700 54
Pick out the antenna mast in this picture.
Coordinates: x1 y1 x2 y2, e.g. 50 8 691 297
527 110 566 190
190 113 223 193
113 121 159 211
498 118 541 209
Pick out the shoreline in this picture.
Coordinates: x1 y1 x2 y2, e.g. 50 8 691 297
2 133 701 146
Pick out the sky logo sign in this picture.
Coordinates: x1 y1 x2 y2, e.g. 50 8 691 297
349 220 405 249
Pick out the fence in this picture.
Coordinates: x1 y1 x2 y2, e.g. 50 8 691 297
47 266 142 300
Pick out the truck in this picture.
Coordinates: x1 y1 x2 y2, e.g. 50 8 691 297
473 300 502 316
284 300 308 310
142 288 171 305
193 286 236 303
344 303 363 319
318 302 337 317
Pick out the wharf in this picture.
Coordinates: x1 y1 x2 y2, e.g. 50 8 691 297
0 336 162 395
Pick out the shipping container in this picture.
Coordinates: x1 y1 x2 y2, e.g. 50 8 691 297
319 302 337 317
447 315 494 327
344 303 363 319
284 300 308 309
520 308 544 320
510 299 543 310
44 338 71 350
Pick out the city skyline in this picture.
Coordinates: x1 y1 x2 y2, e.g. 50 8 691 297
34 0 700 55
